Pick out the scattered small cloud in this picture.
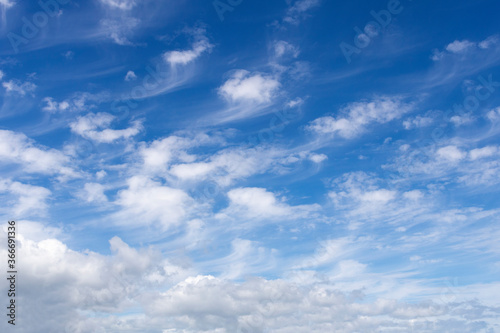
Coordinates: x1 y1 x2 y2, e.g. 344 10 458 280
283 0 321 25
70 113 143 143
308 97 414 139
163 28 213 66
125 70 137 81
218 70 280 104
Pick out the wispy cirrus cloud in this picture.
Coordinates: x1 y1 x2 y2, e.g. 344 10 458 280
283 0 321 25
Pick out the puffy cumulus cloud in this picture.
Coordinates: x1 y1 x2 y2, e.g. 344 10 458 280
138 133 213 173
469 146 499 160
283 0 321 25
164 28 214 66
2 79 36 96
0 225 193 333
42 97 70 112
114 176 196 230
143 275 499 333
307 97 413 139
0 225 498 332
308 152 328 163
0 130 76 179
79 183 108 203
436 145 466 162
0 179 51 217
218 70 280 104
218 187 320 222
226 187 292 217
70 112 143 143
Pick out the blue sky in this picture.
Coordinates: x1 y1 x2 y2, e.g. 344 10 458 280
1 0 500 332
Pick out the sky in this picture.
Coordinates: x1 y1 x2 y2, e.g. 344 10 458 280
1 0 500 332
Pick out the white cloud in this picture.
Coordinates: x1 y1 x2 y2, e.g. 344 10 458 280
309 153 328 163
2 79 36 96
164 30 213 66
145 275 500 332
436 145 466 162
70 113 142 143
0 226 498 332
99 0 136 10
219 187 320 221
432 35 498 61
403 190 424 201
168 145 323 188
139 134 210 172
450 114 475 126
487 107 500 122
284 0 321 25
403 115 435 129
0 70 4 80
308 97 413 139
125 70 137 81
360 188 397 203
469 146 498 160
63 50 74 59
138 132 325 189
0 228 191 332
287 97 304 108
200 238 278 280
0 179 51 216
327 172 413 229
96 170 107 180
445 40 476 53
0 130 76 178
479 35 499 49
42 97 70 112
100 17 140 45
388 143 500 186
226 187 292 217
294 238 352 269
0 0 15 8
115 176 195 229
169 147 271 186
42 92 107 113
80 183 108 203
218 70 280 104
273 40 300 58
